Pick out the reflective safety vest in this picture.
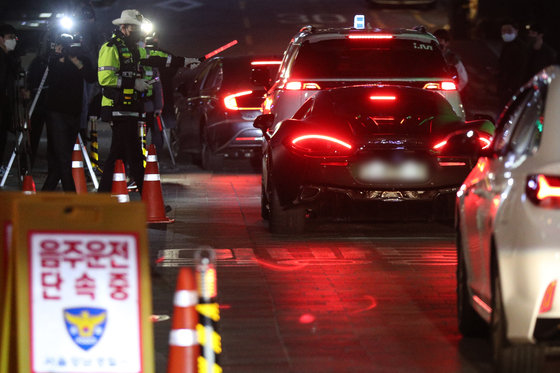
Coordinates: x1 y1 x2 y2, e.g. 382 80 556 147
98 32 185 119
138 48 169 98
98 33 143 117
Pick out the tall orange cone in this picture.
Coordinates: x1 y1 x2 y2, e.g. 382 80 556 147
142 144 174 223
167 267 199 373
22 174 36 194
111 159 130 203
72 138 88 194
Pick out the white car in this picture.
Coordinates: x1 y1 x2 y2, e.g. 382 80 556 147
456 65 560 372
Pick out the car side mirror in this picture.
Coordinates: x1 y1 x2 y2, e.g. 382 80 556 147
251 67 271 90
253 114 274 132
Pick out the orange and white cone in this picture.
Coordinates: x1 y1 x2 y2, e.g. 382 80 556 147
111 159 129 203
22 174 36 194
167 267 199 373
72 139 88 194
142 144 174 223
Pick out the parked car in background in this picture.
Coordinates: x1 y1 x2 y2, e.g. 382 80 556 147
257 23 465 132
456 65 560 373
172 56 280 170
255 85 493 234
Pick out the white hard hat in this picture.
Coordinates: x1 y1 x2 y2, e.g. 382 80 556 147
112 9 144 26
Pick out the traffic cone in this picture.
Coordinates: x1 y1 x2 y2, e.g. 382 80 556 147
22 174 36 194
142 144 174 223
111 159 129 203
72 138 88 194
167 267 199 373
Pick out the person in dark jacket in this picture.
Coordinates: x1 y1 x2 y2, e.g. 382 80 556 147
524 23 558 80
0 23 19 176
42 34 96 191
497 21 529 106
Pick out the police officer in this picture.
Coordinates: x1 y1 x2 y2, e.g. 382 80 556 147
97 9 199 193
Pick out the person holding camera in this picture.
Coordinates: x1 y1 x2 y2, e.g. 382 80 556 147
0 23 20 177
41 33 96 191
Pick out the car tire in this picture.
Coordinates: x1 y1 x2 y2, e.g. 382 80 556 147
456 230 487 337
169 128 182 161
201 143 223 171
491 263 544 373
269 184 306 234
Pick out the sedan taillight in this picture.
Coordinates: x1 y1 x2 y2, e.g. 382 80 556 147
526 174 560 208
289 134 353 157
224 91 254 110
539 280 557 314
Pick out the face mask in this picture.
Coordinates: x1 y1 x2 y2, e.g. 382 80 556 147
4 38 16 51
501 32 517 43
128 30 142 44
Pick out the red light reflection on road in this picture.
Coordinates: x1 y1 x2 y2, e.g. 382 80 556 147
299 313 315 324
255 258 308 271
219 304 232 310
350 295 378 315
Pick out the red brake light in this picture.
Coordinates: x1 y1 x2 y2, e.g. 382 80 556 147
348 34 393 40
433 140 447 150
423 82 457 91
479 136 491 149
539 280 557 313
290 134 353 157
224 91 253 110
285 81 321 90
527 175 560 208
251 60 282 66
369 95 396 101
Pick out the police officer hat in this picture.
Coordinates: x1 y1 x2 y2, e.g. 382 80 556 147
112 9 144 26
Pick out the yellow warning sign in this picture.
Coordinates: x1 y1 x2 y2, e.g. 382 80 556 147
0 192 154 373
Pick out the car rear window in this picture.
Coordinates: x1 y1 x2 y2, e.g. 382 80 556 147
290 38 449 79
315 88 460 135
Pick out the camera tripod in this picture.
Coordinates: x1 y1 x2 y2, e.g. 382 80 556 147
0 66 99 189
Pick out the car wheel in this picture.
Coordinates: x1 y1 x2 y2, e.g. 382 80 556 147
456 230 487 337
269 184 306 234
201 142 223 171
491 264 544 373
169 128 182 161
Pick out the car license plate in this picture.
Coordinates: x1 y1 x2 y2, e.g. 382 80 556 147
359 160 428 182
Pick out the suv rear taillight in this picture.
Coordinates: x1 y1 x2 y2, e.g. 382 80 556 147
423 82 457 91
527 175 560 208
289 134 353 157
348 34 393 40
284 81 321 91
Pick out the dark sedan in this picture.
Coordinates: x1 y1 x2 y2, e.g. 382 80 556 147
172 56 280 170
254 85 494 233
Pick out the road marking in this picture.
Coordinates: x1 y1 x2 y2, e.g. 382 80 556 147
376 245 457 266
243 17 251 29
155 0 202 12
157 247 374 267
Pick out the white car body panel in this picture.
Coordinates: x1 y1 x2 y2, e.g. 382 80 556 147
458 65 560 344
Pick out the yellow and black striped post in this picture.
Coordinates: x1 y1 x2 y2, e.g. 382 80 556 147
89 116 102 173
139 116 148 168
195 249 222 373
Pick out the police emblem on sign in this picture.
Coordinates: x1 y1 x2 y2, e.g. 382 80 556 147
63 307 108 351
